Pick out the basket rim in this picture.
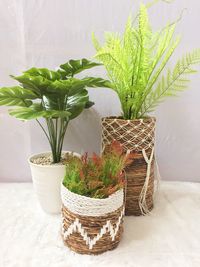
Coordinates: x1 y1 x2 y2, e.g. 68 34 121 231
61 184 124 217
61 183 123 202
101 116 156 122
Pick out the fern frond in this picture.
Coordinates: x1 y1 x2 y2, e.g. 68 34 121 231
141 49 200 116
93 3 200 119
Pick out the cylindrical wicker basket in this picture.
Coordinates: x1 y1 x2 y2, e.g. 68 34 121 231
101 116 156 216
61 185 124 255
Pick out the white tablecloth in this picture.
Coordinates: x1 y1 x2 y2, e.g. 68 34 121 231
0 182 200 267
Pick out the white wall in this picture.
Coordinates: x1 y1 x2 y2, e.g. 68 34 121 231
0 0 200 182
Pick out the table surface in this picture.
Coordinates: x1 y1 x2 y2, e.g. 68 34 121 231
0 181 200 267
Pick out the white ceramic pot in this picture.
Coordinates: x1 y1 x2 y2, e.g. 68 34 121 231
28 151 80 214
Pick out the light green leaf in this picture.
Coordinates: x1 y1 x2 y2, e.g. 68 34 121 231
23 67 61 81
0 86 37 107
80 77 113 88
93 3 200 119
60 58 101 77
141 49 200 116
9 106 71 120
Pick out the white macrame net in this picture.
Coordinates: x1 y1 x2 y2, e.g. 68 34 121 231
101 118 156 152
101 117 158 214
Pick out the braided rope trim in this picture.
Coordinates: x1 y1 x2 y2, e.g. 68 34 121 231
62 208 124 250
61 185 124 217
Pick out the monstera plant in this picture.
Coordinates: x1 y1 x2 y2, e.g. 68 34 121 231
0 58 111 214
0 58 110 163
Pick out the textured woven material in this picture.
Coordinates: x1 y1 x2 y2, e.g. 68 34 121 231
61 187 124 255
101 117 156 216
101 117 155 152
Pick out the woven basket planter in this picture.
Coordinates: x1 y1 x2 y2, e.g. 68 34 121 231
101 116 156 216
61 185 124 255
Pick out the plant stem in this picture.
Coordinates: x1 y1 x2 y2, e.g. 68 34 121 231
58 119 69 158
35 119 51 143
46 118 57 163
43 117 69 163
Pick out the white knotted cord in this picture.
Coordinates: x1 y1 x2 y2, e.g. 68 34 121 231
154 156 162 200
101 118 156 153
101 117 156 214
139 147 155 215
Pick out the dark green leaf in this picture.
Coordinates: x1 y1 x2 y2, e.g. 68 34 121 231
47 79 85 95
67 89 89 119
11 74 51 97
85 101 94 109
5 58 113 121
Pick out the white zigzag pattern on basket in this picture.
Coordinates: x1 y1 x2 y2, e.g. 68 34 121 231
62 208 124 250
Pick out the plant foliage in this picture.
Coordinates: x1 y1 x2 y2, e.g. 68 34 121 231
63 141 133 198
0 59 111 163
93 3 200 119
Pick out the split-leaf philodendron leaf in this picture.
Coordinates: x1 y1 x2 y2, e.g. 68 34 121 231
0 58 110 163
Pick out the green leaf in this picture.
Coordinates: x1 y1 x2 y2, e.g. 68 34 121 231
80 77 113 88
46 80 71 95
141 49 200 116
23 67 61 81
12 74 51 97
6 58 112 122
47 79 87 95
67 89 90 119
59 58 101 77
43 79 87 111
85 101 94 109
0 86 37 107
93 3 200 119
9 106 71 120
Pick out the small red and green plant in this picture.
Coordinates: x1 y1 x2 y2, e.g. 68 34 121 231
63 141 133 199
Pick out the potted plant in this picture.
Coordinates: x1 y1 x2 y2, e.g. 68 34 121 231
93 3 200 215
0 58 110 213
61 141 131 255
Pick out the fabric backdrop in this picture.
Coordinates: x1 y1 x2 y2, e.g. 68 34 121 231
0 0 200 182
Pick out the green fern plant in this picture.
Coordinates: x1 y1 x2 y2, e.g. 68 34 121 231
93 3 200 119
0 59 111 163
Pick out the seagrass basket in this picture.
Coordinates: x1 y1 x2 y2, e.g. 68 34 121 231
61 185 124 255
101 116 156 216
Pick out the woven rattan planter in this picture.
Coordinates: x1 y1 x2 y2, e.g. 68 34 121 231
101 116 156 216
61 185 124 255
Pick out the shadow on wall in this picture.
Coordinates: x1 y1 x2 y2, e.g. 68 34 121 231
64 87 122 155
64 107 102 155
